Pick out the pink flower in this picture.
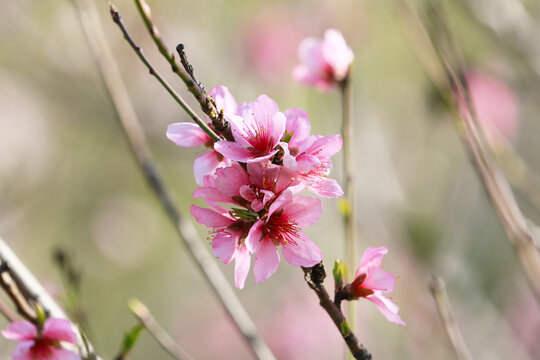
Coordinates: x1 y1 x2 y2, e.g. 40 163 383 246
282 109 343 198
246 189 323 284
214 94 286 163
465 71 520 145
346 247 405 326
166 122 231 186
2 318 80 360
293 29 354 91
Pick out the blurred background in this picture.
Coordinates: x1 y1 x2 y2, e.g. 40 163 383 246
1 0 540 359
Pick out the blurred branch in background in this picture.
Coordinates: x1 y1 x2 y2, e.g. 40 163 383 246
0 237 98 359
395 0 540 303
70 0 275 359
456 0 540 82
128 299 194 360
429 275 473 360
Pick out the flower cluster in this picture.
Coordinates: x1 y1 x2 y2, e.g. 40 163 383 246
2 318 80 360
167 86 343 288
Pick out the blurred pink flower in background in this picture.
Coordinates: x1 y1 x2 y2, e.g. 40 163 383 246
242 7 304 81
2 318 79 360
465 70 520 145
293 29 354 91
346 247 406 326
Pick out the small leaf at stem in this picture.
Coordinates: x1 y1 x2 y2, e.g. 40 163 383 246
116 323 144 360
333 259 349 288
340 320 351 336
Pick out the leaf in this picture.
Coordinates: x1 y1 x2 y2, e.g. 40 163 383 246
115 323 145 360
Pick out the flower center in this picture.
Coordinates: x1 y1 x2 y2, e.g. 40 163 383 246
264 210 300 246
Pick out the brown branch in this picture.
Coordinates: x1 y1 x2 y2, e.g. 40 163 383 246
429 276 473 360
73 2 274 359
129 299 194 360
302 263 371 360
132 0 233 140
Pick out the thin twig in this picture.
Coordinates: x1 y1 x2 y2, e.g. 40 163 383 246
423 2 540 303
132 0 232 140
339 77 357 349
0 238 98 359
107 5 220 143
429 275 473 360
75 2 274 359
396 0 540 302
302 264 371 360
129 299 194 360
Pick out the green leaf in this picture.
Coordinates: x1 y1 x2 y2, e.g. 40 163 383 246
340 320 351 336
116 323 144 359
332 259 348 288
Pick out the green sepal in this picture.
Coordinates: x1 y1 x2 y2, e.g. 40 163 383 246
333 259 349 288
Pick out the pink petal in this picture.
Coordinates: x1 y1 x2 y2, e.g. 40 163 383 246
193 187 233 204
356 247 388 277
215 163 250 197
282 196 322 227
43 318 77 344
267 189 293 218
366 294 406 326
190 205 234 228
2 321 36 341
281 231 322 267
293 65 325 88
283 108 311 149
307 135 342 160
363 267 396 293
193 151 229 186
296 154 320 173
166 123 210 147
268 111 286 149
227 114 253 146
11 341 34 360
306 177 344 198
209 86 237 114
298 37 326 73
48 348 81 360
322 29 354 80
254 239 280 283
234 245 251 289
214 141 255 162
212 231 237 264
245 220 263 253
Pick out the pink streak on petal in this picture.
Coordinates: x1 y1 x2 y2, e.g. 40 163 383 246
209 86 238 114
366 294 406 326
282 196 322 227
306 177 344 198
42 318 77 344
254 239 280 283
283 108 311 148
2 321 36 341
281 231 322 267
234 245 251 289
245 220 263 253
356 246 388 277
193 151 229 186
190 205 234 228
166 123 210 147
193 187 232 204
267 189 293 218
363 267 396 293
214 141 255 162
212 231 237 264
